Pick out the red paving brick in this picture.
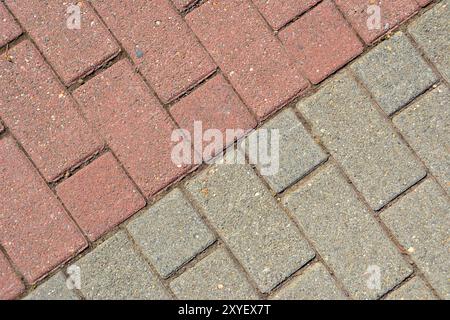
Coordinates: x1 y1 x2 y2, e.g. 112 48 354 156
252 0 319 30
0 136 87 284
170 73 257 160
0 253 24 300
56 152 146 242
334 0 419 44
0 40 104 182
0 3 21 48
279 0 364 84
171 0 197 10
92 0 216 103
186 0 309 120
5 0 120 86
73 60 192 199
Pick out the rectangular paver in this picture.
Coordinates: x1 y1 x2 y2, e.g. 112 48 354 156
127 189 215 278
0 40 103 182
381 179 450 299
23 272 79 300
282 164 413 299
186 164 315 293
245 109 327 193
0 3 21 48
297 72 426 210
0 136 87 284
170 247 258 300
170 73 257 161
334 0 419 44
351 32 437 115
73 60 192 199
0 252 24 300
252 0 319 30
5 0 120 85
393 85 450 194
408 0 450 83
186 0 309 120
385 277 435 300
73 231 170 300
92 0 216 103
56 152 146 242
270 263 347 300
279 0 364 84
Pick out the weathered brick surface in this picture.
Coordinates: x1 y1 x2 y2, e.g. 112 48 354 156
245 109 327 193
297 73 426 210
0 252 24 300
73 60 191 199
271 263 347 300
127 189 215 278
0 3 21 48
92 0 216 103
408 0 450 82
170 247 258 300
56 152 146 242
74 231 170 300
170 74 257 161
0 40 103 182
186 164 315 293
252 0 319 30
279 0 363 84
381 179 450 299
23 272 79 300
334 0 419 44
0 136 87 284
416 0 432 6
186 0 309 120
393 85 450 194
5 0 120 85
283 164 412 299
171 0 196 10
351 32 437 115
385 277 435 300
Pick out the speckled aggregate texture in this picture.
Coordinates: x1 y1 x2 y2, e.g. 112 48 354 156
283 164 412 299
385 277 435 300
23 272 79 300
170 248 259 300
408 0 450 82
297 73 426 210
127 189 215 278
73 231 170 300
393 85 450 194
5 0 120 85
271 263 347 300
1 0 448 301
186 164 315 293
351 32 437 115
381 179 450 299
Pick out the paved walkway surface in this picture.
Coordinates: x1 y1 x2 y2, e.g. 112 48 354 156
0 0 448 300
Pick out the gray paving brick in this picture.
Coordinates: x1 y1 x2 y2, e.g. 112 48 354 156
185 164 315 293
351 32 437 115
245 109 327 193
385 277 435 300
297 73 426 210
73 231 170 300
381 179 450 299
393 85 450 195
283 164 412 299
127 188 215 278
408 0 450 82
170 247 258 300
270 263 347 300
24 272 79 300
